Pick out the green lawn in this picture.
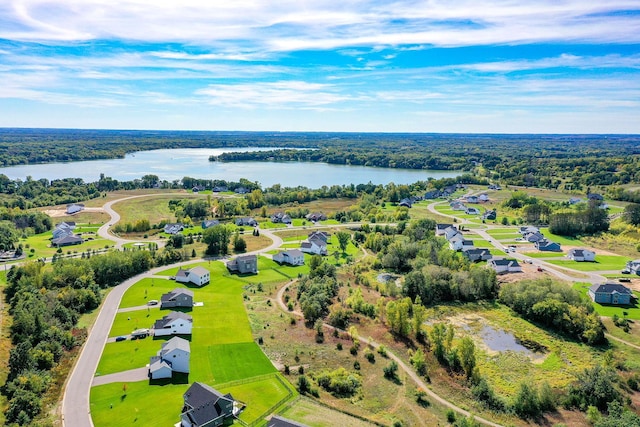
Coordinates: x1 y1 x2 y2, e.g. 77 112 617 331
544 232 585 247
109 309 160 337
521 251 566 258
573 282 640 320
485 228 520 235
118 277 178 308
19 230 113 261
205 343 277 384
221 375 292 423
96 336 164 376
548 255 630 272
90 381 188 427
485 233 522 240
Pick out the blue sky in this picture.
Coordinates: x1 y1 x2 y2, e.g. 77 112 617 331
0 1 639 133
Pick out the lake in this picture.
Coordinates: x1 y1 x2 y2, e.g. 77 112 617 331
0 148 460 187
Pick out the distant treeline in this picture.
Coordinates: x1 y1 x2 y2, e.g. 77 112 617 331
2 129 640 191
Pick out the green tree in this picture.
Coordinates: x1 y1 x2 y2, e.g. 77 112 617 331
203 224 232 255
624 203 640 226
513 382 540 419
0 220 19 251
335 231 351 253
458 336 476 380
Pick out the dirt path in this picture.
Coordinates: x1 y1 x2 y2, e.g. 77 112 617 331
274 281 504 427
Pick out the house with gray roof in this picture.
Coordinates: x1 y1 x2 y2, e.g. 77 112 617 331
235 217 258 227
535 239 561 252
226 254 258 274
568 248 596 262
435 224 455 236
181 382 236 427
66 203 85 214
52 234 83 247
149 336 190 379
164 223 184 235
626 260 640 275
306 212 327 222
273 249 305 266
300 239 328 256
153 311 193 337
160 288 194 309
524 231 545 243
488 258 522 274
399 198 413 208
308 231 330 243
175 267 210 287
482 209 496 220
271 212 292 224
589 283 634 305
201 219 220 229
463 248 492 262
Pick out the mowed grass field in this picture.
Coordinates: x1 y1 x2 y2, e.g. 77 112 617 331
91 259 295 427
111 193 205 225
548 255 630 272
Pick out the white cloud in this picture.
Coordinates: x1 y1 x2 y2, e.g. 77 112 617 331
2 0 639 49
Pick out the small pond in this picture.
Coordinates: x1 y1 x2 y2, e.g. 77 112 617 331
479 325 546 360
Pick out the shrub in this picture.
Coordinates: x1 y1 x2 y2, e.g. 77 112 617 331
383 361 399 381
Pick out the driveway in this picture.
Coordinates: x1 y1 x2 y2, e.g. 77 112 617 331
92 367 149 387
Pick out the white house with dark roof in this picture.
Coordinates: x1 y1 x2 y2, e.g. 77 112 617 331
444 227 460 241
201 219 220 229
568 248 596 262
149 336 190 379
153 311 193 336
449 234 474 251
301 239 327 256
435 224 455 236
235 217 258 227
627 260 640 275
519 226 540 236
309 231 331 243
463 248 492 262
488 258 522 274
175 267 210 287
160 288 194 309
273 249 305 266
465 207 480 215
181 382 236 427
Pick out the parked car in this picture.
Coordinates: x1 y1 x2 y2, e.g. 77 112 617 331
537 266 544 272
620 278 632 283
147 300 158 305
115 336 127 342
525 259 533 264
622 269 631 274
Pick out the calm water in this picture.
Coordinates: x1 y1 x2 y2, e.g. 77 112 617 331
0 148 460 187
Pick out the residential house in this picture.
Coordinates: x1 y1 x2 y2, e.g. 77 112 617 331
482 210 496 221
300 239 328 256
450 201 466 211
268 415 310 427
478 194 490 203
465 207 480 215
175 267 210 287
519 226 540 236
443 227 460 241
568 248 596 262
271 212 292 224
535 239 561 252
569 197 582 205
153 312 193 337
235 187 249 194
160 288 194 309
588 283 634 305
463 248 492 262
435 224 455 236
488 184 501 190
308 231 330 243
180 382 235 427
53 221 76 239
399 198 413 208
226 255 258 274
587 193 604 201
192 185 205 192
201 219 220 229
149 336 190 379
466 195 478 204
626 260 640 275
488 258 522 274
235 217 258 227
212 186 228 192
66 203 84 214
449 234 474 251
273 249 305 266
306 212 327 222
164 223 184 235
52 235 83 247
524 231 545 243
424 190 442 199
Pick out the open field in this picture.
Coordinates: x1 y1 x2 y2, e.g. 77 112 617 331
278 397 379 427
548 255 630 272
221 375 293 423
520 251 566 258
118 277 178 308
111 193 205 225
573 283 640 320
